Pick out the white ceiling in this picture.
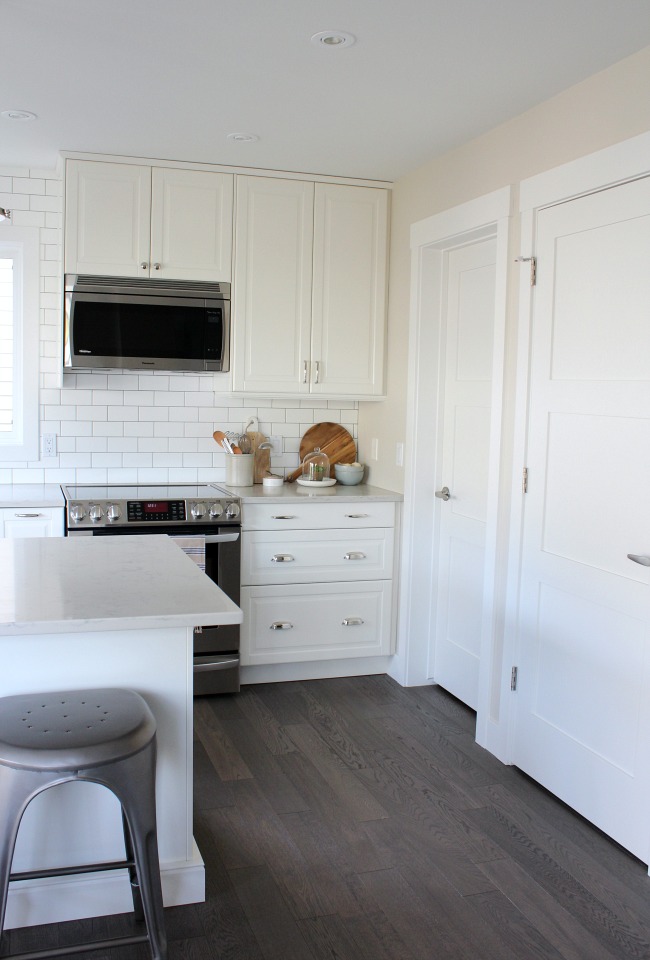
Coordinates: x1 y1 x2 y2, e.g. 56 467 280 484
3 0 650 182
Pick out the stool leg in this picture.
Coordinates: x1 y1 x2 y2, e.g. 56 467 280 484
92 743 167 960
0 767 50 939
121 809 145 922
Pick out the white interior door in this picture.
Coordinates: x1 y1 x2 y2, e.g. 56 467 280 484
514 175 650 861
432 238 496 709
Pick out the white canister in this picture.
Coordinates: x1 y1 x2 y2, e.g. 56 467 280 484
225 453 254 486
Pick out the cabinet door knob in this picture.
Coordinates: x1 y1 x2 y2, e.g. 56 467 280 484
342 617 365 626
153 262 161 271
270 621 293 630
344 552 366 560
271 554 294 563
140 261 148 271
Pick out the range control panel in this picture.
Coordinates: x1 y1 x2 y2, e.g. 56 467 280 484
65 496 241 529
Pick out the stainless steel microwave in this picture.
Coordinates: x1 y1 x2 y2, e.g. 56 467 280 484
63 274 230 372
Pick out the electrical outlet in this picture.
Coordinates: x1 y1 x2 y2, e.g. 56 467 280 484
396 442 404 467
370 438 379 461
267 435 282 455
42 433 57 458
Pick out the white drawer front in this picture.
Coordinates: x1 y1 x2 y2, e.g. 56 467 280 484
0 508 64 538
242 528 394 585
242 499 395 531
241 580 392 664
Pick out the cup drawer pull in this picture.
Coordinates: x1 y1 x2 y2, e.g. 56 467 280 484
344 552 366 560
271 554 295 563
342 617 365 626
270 621 293 630
272 515 296 520
345 513 369 519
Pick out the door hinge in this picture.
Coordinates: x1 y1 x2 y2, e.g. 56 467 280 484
511 666 518 691
522 467 528 493
515 256 537 286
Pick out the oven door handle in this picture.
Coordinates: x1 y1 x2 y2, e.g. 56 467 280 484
194 656 240 672
204 532 240 544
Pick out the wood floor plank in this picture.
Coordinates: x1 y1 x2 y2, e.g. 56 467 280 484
234 686 298 756
284 721 389 822
194 698 253 782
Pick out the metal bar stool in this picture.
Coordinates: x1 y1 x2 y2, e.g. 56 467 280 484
0 688 167 960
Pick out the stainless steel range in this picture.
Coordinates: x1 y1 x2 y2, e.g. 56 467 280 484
62 484 241 695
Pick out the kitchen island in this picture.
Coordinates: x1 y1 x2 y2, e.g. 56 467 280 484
0 534 242 930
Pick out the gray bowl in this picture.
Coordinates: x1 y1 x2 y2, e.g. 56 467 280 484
334 463 365 485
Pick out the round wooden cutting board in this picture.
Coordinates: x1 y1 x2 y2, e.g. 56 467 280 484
286 422 357 482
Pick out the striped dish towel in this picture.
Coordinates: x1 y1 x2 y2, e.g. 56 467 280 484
169 535 206 572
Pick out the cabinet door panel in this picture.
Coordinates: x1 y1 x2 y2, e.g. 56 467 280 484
150 168 233 281
1 508 63 538
65 160 151 277
232 177 313 393
241 580 392 664
311 184 388 396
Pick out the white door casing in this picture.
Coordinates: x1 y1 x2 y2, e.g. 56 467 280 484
512 173 650 862
433 238 496 710
394 187 511 755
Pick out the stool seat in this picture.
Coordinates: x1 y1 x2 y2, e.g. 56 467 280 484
0 688 157 771
0 687 167 960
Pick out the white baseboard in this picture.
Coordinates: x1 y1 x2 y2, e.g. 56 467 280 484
5 840 205 930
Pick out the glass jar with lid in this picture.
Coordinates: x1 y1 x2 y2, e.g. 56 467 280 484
301 447 330 482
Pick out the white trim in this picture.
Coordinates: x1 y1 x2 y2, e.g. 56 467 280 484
0 224 40 462
519 130 650 211
394 188 511 757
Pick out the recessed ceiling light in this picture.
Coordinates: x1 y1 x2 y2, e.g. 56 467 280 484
310 31 356 48
1 110 37 121
227 132 259 143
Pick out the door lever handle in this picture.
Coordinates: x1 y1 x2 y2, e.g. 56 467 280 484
627 554 650 567
435 486 451 501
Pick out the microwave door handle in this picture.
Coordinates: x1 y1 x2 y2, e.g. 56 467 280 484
204 532 240 544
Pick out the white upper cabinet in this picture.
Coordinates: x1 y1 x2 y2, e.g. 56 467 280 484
65 160 233 281
232 176 315 395
311 183 388 397
232 177 389 399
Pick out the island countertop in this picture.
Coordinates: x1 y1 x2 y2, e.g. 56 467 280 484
0 534 242 636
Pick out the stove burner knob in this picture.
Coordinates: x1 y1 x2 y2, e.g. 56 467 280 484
89 504 104 523
106 503 121 523
191 501 207 520
208 501 224 519
69 504 85 522
225 501 240 519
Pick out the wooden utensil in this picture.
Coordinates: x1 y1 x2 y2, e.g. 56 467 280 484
286 422 356 482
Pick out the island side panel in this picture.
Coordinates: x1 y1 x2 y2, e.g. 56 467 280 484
0 625 203 928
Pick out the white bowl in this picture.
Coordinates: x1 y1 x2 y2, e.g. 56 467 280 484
334 463 365 485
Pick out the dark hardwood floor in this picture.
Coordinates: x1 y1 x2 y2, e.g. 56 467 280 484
5 676 650 959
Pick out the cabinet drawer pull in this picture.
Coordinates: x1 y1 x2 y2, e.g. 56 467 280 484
270 621 293 630
342 617 365 626
303 360 308 384
271 554 294 563
14 513 42 518
344 552 366 560
345 513 369 519
271 515 296 520
314 360 321 384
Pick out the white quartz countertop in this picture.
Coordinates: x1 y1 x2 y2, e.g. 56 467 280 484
217 481 402 504
0 484 65 508
0 535 242 636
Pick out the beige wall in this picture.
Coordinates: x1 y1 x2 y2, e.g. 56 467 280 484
360 44 650 492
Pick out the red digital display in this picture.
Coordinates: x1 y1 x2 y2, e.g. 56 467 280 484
144 501 168 513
